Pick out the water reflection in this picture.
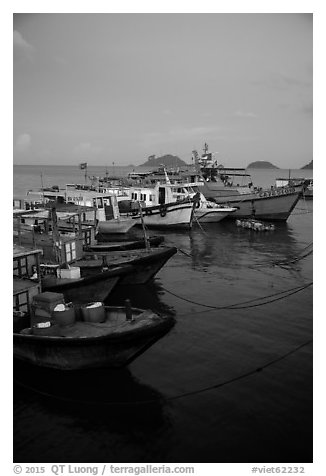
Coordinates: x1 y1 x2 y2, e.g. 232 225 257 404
14 360 169 462
187 221 304 270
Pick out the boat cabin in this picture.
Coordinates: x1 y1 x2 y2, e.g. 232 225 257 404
13 210 85 264
25 185 124 222
119 179 203 208
13 245 42 314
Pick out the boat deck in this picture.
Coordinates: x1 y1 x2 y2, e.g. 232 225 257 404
19 309 159 338
13 277 41 295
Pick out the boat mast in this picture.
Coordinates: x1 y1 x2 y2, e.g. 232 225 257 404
40 172 45 206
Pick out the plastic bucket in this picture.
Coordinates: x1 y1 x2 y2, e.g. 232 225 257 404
81 303 106 323
53 308 76 327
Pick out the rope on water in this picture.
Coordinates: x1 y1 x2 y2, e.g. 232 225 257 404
192 212 208 235
177 247 193 258
14 339 312 406
252 242 313 269
161 281 313 310
177 242 313 270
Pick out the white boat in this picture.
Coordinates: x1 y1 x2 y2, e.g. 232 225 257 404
120 168 236 225
24 184 136 234
162 180 237 223
131 199 194 229
117 178 195 229
192 143 303 221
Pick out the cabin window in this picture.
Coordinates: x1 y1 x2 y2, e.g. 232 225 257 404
65 241 76 263
140 193 147 201
13 257 28 278
13 291 29 312
149 194 154 202
131 192 138 200
97 197 103 208
84 230 92 246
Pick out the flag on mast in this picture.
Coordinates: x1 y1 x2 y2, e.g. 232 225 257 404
79 162 87 170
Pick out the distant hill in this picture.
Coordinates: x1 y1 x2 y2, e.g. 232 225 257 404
301 160 313 170
140 154 188 167
247 161 279 169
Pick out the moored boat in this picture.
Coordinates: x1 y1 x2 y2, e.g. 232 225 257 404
14 300 175 370
129 200 195 229
86 235 164 251
23 183 136 234
76 246 178 286
118 171 234 227
192 143 304 221
276 177 313 200
40 263 135 303
13 208 177 303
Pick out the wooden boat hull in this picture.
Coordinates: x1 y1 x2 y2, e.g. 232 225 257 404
203 185 302 221
117 247 177 285
78 247 178 285
97 218 136 234
41 265 134 303
130 201 194 229
89 235 164 250
13 307 175 370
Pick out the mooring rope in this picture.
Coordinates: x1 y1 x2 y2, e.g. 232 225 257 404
252 242 313 269
177 242 313 270
14 339 312 406
161 281 312 310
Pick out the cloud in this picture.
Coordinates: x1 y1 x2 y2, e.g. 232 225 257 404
14 133 31 153
234 110 258 118
138 125 222 148
253 71 311 91
73 142 103 159
13 30 34 62
302 103 313 117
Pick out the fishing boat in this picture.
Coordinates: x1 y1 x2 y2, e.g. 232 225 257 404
152 174 237 223
79 246 177 286
192 144 304 221
116 175 200 228
13 298 175 370
86 235 164 251
13 209 177 303
24 183 135 234
40 263 136 303
275 177 313 200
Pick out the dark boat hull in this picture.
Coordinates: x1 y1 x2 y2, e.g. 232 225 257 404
78 247 178 286
89 235 164 250
118 247 177 285
41 265 134 303
13 307 175 370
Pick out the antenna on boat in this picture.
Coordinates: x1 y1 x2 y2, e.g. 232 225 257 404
79 162 88 184
162 165 171 185
40 172 45 205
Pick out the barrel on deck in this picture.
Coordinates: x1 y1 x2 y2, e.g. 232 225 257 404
81 302 106 323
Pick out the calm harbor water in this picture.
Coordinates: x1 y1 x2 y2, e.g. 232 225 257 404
13 165 313 463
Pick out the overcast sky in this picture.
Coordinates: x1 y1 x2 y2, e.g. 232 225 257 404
13 13 312 168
